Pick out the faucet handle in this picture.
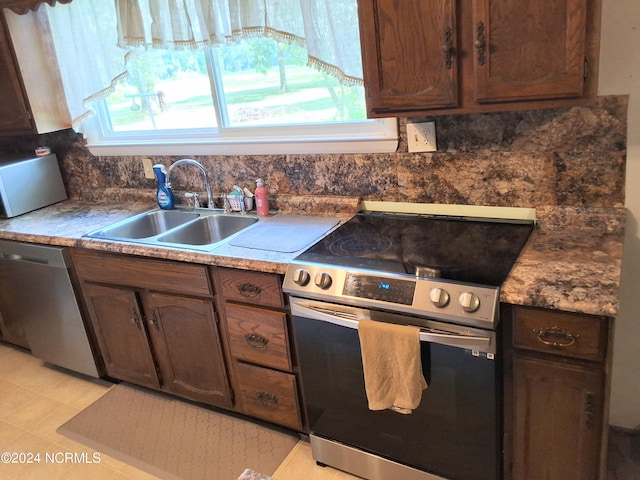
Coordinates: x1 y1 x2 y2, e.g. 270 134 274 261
184 192 200 209
222 195 232 213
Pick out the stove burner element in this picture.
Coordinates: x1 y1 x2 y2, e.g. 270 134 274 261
329 234 393 257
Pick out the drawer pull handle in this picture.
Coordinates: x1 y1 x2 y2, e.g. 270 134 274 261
534 326 580 347
256 391 278 408
238 282 262 298
245 333 269 349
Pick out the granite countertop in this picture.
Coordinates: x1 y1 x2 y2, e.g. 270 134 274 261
0 197 358 274
0 199 625 318
500 206 626 317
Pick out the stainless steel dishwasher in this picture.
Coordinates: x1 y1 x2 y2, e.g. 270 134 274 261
0 240 101 377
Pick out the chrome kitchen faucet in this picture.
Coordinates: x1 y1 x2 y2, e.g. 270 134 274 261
166 158 214 209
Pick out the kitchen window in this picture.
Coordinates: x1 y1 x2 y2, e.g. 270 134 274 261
12 0 397 155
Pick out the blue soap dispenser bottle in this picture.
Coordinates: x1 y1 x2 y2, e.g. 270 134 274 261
153 164 175 210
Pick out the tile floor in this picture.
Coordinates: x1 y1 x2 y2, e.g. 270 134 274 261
607 426 640 480
2 342 638 480
0 343 356 480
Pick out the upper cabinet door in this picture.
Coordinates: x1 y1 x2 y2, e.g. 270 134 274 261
358 0 458 116
472 0 588 103
0 1 73 15
0 14 33 134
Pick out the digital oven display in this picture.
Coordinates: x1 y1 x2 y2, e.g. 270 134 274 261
342 273 416 305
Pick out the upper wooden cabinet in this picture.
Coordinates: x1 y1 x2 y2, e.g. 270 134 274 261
0 8 70 135
357 0 459 112
0 1 72 15
357 0 601 117
0 13 33 134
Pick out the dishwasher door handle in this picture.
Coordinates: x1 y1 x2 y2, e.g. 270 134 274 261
0 241 68 268
0 252 51 265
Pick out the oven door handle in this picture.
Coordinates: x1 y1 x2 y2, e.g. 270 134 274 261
291 299 494 351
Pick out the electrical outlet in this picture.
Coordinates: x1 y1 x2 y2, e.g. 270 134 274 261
142 158 155 179
407 121 437 153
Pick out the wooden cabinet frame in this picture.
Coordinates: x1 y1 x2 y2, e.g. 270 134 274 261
503 304 612 480
0 12 34 134
0 1 72 15
358 0 602 117
212 266 304 431
72 249 232 409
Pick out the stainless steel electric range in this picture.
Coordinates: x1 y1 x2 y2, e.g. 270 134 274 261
283 205 534 480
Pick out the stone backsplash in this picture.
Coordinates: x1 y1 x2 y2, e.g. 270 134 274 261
0 95 627 210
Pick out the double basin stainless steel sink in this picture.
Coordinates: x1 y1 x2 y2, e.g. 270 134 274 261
85 208 259 251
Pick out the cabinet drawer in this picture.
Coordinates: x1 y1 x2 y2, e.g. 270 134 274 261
217 267 284 308
513 307 608 362
235 362 301 430
226 303 291 371
72 249 211 297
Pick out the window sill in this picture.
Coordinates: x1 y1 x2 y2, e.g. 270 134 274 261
85 119 399 156
87 137 398 156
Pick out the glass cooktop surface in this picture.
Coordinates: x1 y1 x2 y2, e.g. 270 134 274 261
296 211 534 287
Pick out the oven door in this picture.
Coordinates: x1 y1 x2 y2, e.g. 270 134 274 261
290 297 502 480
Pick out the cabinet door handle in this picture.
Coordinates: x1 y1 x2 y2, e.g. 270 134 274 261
237 282 262 298
256 391 279 408
585 393 595 429
534 326 580 348
442 27 454 70
245 333 269 349
131 309 142 331
148 311 160 332
475 22 486 66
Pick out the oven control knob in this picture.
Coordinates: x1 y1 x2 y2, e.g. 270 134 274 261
429 288 450 308
292 268 311 286
314 272 333 289
459 292 480 313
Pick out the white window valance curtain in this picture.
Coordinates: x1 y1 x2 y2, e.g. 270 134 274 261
115 0 364 86
8 0 363 134
13 1 133 133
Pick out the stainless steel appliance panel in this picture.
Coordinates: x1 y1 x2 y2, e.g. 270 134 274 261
291 297 501 480
285 209 532 480
0 153 67 218
0 240 100 377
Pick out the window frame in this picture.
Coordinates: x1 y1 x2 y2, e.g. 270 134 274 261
85 116 398 156
85 45 399 156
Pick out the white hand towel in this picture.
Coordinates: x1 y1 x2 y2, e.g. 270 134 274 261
358 319 428 414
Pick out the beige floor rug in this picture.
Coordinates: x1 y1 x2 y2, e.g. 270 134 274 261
57 383 297 480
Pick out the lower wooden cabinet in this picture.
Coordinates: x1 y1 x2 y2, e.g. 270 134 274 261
513 356 604 479
225 303 291 371
234 362 301 431
144 292 231 406
73 250 304 430
213 266 303 431
0 305 30 349
82 283 159 389
0 254 31 349
73 249 232 408
507 305 610 480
